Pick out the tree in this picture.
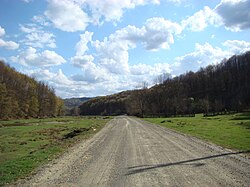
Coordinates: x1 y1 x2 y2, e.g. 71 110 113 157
0 61 65 119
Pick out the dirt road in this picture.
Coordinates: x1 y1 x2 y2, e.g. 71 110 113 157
19 116 250 186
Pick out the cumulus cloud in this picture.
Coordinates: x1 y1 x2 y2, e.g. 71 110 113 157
75 31 93 56
182 6 222 31
172 42 231 75
22 0 32 3
44 0 165 31
84 0 160 24
93 37 130 74
71 61 110 83
72 55 94 68
25 68 83 97
0 26 19 50
0 26 5 37
123 18 182 50
70 31 110 83
131 63 171 76
11 47 66 67
171 39 250 76
182 0 250 32
45 0 89 32
0 39 19 50
28 68 71 86
32 15 50 26
23 67 118 98
215 0 250 31
20 24 56 48
222 40 250 53
91 17 181 75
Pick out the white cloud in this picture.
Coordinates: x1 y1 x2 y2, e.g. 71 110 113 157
171 40 250 76
142 17 182 50
117 18 182 50
24 67 117 98
93 37 130 74
45 0 89 32
28 68 72 86
22 0 32 3
25 68 83 97
215 0 250 31
20 24 56 48
90 17 181 75
32 15 50 26
20 24 38 33
182 6 222 31
182 0 250 32
0 25 19 50
71 62 110 83
84 0 160 24
131 63 171 76
130 63 172 85
0 26 5 37
0 39 19 50
11 47 66 67
71 55 94 68
44 0 164 31
76 31 93 56
53 69 72 85
172 42 231 75
222 40 250 54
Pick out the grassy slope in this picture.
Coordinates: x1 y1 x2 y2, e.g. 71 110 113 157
143 113 250 151
0 116 111 186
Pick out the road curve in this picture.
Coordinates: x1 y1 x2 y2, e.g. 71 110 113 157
19 116 250 187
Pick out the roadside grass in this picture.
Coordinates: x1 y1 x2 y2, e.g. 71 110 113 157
0 116 111 186
143 113 250 151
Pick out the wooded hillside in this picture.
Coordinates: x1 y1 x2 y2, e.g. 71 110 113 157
79 91 133 116
64 97 91 116
0 61 64 119
79 51 250 116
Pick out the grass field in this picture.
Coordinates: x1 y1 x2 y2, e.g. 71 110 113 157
143 113 250 151
0 116 111 186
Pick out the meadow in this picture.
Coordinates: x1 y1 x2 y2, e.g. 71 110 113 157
0 116 111 186
143 113 250 151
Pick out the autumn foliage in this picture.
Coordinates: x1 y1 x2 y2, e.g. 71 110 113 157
0 61 64 119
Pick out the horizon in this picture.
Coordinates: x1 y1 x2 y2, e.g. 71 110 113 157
0 0 250 99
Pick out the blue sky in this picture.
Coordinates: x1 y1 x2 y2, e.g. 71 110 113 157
0 0 250 98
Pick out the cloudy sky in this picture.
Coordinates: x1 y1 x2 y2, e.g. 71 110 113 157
0 0 250 98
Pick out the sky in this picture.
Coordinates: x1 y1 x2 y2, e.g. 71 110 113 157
0 0 250 98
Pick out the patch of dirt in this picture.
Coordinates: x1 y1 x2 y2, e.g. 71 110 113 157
62 128 91 139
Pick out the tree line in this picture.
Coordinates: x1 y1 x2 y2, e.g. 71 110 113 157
0 61 64 120
79 51 250 117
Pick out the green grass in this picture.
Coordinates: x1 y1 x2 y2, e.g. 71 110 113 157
143 113 250 151
0 116 111 186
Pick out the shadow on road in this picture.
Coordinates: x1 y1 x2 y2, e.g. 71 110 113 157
126 150 250 175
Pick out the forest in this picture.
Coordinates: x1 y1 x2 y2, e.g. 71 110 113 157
0 61 64 119
79 51 250 117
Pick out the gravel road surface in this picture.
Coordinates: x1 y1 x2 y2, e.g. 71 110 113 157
18 116 250 187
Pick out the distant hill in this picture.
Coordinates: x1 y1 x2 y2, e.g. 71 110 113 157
64 97 91 109
64 97 91 115
79 91 133 116
79 51 250 117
